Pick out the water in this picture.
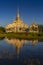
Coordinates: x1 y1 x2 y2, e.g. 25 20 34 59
0 38 43 65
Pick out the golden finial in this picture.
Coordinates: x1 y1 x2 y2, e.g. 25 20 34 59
16 7 20 20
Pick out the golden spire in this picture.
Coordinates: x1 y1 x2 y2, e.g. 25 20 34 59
17 7 20 18
16 7 20 20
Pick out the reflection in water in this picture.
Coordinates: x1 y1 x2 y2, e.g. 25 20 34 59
5 38 28 55
0 38 43 65
31 39 38 45
5 38 38 55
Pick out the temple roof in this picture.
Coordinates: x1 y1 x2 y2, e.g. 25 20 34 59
5 8 29 29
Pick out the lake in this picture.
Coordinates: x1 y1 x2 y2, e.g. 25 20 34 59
0 37 43 65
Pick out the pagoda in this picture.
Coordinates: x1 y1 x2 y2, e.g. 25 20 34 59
5 8 29 32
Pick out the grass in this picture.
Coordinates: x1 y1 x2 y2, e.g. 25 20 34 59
0 32 43 40
5 32 43 40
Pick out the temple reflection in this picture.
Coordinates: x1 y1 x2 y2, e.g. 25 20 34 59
5 38 38 55
5 38 28 55
0 38 42 65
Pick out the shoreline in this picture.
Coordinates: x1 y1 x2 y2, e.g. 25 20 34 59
0 32 43 40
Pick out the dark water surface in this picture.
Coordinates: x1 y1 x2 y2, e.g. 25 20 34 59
0 38 43 65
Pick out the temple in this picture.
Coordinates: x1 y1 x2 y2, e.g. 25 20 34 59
5 9 29 32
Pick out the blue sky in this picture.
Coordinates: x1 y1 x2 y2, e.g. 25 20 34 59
0 0 43 26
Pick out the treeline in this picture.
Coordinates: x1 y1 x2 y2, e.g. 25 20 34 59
0 26 5 33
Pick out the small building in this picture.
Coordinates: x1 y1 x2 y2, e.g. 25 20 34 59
29 22 38 33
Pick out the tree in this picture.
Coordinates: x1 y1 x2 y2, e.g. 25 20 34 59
0 26 5 33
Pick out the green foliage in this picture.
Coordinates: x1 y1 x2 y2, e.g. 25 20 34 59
5 32 43 40
0 32 43 40
0 26 5 33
